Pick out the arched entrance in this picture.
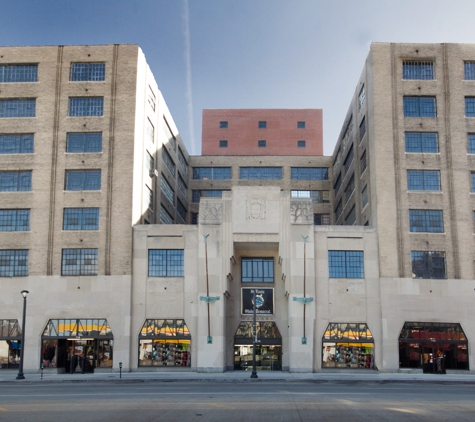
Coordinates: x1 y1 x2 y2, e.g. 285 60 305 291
41 319 114 373
322 322 375 369
398 322 468 372
234 321 282 371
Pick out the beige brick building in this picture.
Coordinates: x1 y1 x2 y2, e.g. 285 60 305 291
1 43 474 375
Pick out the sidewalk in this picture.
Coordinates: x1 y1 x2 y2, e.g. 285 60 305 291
2 369 475 384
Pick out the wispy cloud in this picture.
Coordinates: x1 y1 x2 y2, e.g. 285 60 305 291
183 0 196 154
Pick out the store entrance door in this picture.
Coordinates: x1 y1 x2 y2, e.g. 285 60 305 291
67 340 96 373
422 344 445 374
234 345 282 371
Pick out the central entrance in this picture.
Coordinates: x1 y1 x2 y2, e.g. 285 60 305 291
234 321 282 371
41 319 114 373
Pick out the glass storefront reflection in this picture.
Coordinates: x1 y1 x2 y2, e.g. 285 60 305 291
398 322 469 371
138 319 191 368
0 319 21 369
322 323 375 369
234 345 282 371
41 319 114 373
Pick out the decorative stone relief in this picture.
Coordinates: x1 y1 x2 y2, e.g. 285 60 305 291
246 198 266 220
290 201 313 224
200 202 223 225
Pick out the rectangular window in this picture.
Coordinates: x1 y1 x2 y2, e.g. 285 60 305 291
344 146 354 173
0 64 38 82
162 148 175 177
177 199 187 221
178 174 187 197
193 167 231 180
241 167 282 180
178 147 188 175
192 190 226 202
258 121 267 128
219 140 228 148
0 134 34 153
66 133 102 153
146 151 154 173
403 97 436 117
405 132 439 153
258 140 266 147
0 171 32 191
297 121 306 129
159 205 173 224
146 119 155 144
0 99 36 118
148 86 156 111
345 206 356 225
291 190 329 204
163 118 177 151
297 140 306 148
407 170 441 191
65 170 101 191
360 150 367 174
314 214 330 225
0 250 28 276
359 117 366 141
63 208 99 230
359 85 365 108
0 210 30 231
70 63 105 81
403 61 434 80
161 175 174 204
191 213 198 224
409 209 444 233
242 258 274 282
469 134 475 153
361 185 368 209
328 251 364 278
147 186 153 210
335 200 343 221
61 249 98 276
333 173 342 194
68 97 103 117
291 167 329 180
466 97 475 117
472 172 475 192
464 62 475 80
411 251 446 279
345 176 355 202
148 249 184 276
220 121 228 128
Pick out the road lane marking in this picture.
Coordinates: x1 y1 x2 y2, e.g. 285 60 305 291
0 406 8 411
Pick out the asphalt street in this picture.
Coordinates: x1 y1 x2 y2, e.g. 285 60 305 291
1 381 475 421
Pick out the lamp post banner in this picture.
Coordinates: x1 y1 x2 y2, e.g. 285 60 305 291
242 288 274 315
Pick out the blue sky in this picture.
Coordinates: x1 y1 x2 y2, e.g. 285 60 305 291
2 1 475 155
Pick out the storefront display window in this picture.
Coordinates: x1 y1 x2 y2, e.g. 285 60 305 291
322 322 374 369
138 319 191 367
399 322 469 371
41 318 114 374
0 319 21 369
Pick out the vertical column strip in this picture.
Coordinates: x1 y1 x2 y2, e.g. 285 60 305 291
47 46 64 275
442 44 460 279
105 44 119 275
390 43 404 277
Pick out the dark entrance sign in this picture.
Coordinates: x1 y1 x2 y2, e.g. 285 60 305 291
242 288 274 315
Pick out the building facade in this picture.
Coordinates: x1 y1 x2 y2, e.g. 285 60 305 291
1 43 474 374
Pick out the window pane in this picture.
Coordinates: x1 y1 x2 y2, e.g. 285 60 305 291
193 167 231 180
240 167 282 180
66 133 102 152
403 61 434 80
407 170 440 191
61 249 98 276
411 251 446 279
70 63 105 81
465 62 475 80
65 170 101 190
68 97 104 116
403 97 436 117
466 97 475 117
405 132 438 153
241 258 274 282
0 134 34 153
409 210 444 232
329 251 364 278
0 210 30 231
291 167 329 180
63 208 99 230
148 250 184 277
0 99 36 118
0 171 32 191
0 250 28 276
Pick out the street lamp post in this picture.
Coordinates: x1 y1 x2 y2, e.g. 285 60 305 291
250 289 258 379
16 290 29 380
